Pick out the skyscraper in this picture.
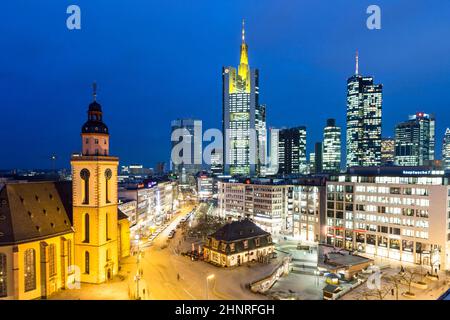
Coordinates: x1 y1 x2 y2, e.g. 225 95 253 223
346 51 383 168
210 149 223 176
322 118 341 173
223 21 266 176
314 142 323 174
381 137 395 166
443 128 450 171
278 127 307 175
266 128 279 175
394 112 436 166
170 118 202 176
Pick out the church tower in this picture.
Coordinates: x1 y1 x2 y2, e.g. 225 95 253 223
71 83 119 283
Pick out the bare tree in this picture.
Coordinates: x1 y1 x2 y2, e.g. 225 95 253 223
385 274 403 300
357 282 391 300
400 267 420 296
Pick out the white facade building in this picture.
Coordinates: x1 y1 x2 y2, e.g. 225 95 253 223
326 168 450 271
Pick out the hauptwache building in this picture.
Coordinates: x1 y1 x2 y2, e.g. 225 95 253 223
0 87 130 299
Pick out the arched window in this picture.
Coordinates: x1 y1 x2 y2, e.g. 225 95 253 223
0 253 6 297
105 169 112 203
80 169 90 204
24 249 36 292
84 214 90 243
85 251 90 274
49 244 56 277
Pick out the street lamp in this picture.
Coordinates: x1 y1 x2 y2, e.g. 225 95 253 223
206 274 215 300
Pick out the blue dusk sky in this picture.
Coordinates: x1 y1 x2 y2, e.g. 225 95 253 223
1 1 450 169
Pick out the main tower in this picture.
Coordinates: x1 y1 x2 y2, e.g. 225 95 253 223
71 83 120 283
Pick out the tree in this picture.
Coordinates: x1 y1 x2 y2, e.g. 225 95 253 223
385 273 403 300
400 267 420 296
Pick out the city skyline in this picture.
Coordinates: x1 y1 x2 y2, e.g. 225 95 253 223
2 1 450 169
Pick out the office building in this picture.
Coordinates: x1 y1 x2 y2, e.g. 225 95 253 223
314 142 323 174
223 21 266 176
197 172 214 200
395 112 436 166
217 177 325 240
346 52 383 168
325 167 450 270
381 138 395 166
322 119 341 173
278 127 307 175
444 128 450 171
265 128 279 176
171 118 202 176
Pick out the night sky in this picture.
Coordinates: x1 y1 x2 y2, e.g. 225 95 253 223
1 1 450 169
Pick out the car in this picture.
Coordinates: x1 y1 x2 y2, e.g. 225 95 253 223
168 231 175 239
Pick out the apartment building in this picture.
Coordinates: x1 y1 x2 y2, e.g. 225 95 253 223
325 167 450 271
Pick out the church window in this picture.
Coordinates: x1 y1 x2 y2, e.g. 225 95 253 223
49 244 56 277
80 169 90 204
105 169 112 203
84 214 90 243
67 239 72 267
0 253 6 297
24 249 36 292
105 213 110 241
85 251 90 274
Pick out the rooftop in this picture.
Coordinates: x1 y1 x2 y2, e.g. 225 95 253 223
209 218 269 242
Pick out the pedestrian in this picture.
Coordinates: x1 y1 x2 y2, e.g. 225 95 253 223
391 288 394 296
177 273 180 281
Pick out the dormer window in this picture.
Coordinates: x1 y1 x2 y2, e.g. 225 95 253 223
255 238 260 247
243 240 248 249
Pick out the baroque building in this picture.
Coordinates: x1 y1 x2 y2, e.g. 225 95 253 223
0 85 130 299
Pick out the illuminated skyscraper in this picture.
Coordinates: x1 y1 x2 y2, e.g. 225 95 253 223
170 118 202 176
223 21 266 176
443 128 450 171
394 112 435 166
278 127 307 175
322 118 341 173
381 137 395 166
266 128 279 175
346 51 383 168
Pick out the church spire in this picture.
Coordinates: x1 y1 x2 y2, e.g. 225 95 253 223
355 50 359 75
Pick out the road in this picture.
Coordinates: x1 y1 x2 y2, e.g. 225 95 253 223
121 203 274 300
50 203 279 300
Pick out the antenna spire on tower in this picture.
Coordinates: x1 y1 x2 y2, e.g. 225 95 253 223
242 19 245 43
92 82 97 101
355 50 359 75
